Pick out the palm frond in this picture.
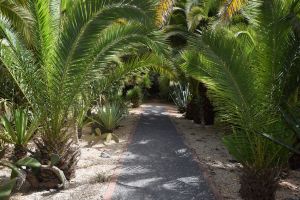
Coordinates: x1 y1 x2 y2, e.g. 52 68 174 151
50 0 157 117
0 0 33 46
182 31 254 127
28 0 55 65
97 53 175 94
0 18 47 110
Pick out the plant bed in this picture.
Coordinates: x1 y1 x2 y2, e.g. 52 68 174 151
165 104 300 200
0 109 141 200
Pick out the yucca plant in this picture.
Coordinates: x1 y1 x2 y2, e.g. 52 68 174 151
0 0 167 188
0 109 39 161
182 0 300 199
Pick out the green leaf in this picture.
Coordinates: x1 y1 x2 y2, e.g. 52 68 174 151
1 116 16 143
280 107 300 138
50 154 60 166
15 157 41 168
0 178 17 199
0 161 21 177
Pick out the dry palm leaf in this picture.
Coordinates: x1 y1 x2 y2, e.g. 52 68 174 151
156 0 175 27
219 0 248 21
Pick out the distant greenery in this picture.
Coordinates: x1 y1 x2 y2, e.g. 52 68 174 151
127 86 143 108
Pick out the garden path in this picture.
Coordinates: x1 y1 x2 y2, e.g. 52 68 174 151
105 104 216 200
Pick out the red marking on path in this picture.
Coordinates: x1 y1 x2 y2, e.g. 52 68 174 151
103 113 141 200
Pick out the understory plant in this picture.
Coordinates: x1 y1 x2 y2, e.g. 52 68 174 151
170 83 190 113
0 139 6 159
182 0 300 199
0 109 39 161
93 102 126 143
0 157 41 199
126 86 143 108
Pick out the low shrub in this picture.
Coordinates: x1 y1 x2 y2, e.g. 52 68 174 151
126 86 143 108
95 103 126 133
0 109 39 161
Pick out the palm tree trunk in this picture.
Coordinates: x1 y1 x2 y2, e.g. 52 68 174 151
199 82 215 125
77 126 83 139
28 139 81 189
13 145 27 161
239 167 280 200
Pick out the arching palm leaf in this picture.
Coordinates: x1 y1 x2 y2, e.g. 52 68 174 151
0 0 167 183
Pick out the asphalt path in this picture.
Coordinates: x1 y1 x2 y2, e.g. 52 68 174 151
110 105 216 200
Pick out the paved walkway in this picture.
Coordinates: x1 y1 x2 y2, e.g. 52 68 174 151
109 105 216 200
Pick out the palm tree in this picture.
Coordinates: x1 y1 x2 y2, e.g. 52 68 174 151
165 0 222 124
182 0 300 199
0 0 166 189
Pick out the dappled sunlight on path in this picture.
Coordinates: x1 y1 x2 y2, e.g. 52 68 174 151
105 103 216 200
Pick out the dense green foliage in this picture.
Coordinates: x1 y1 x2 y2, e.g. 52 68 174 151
176 0 300 199
126 86 143 108
0 0 299 199
0 0 170 192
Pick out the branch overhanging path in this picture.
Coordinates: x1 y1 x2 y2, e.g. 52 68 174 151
105 104 216 200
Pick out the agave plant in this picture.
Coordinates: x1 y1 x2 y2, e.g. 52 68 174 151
170 83 190 113
0 108 39 161
96 103 126 132
0 0 167 188
182 0 300 199
93 102 126 143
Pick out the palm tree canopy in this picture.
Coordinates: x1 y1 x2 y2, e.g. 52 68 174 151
0 0 168 146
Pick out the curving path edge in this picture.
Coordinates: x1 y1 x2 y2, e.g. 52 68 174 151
103 104 217 200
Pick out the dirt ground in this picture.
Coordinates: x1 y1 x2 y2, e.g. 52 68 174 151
163 103 300 200
0 107 142 200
